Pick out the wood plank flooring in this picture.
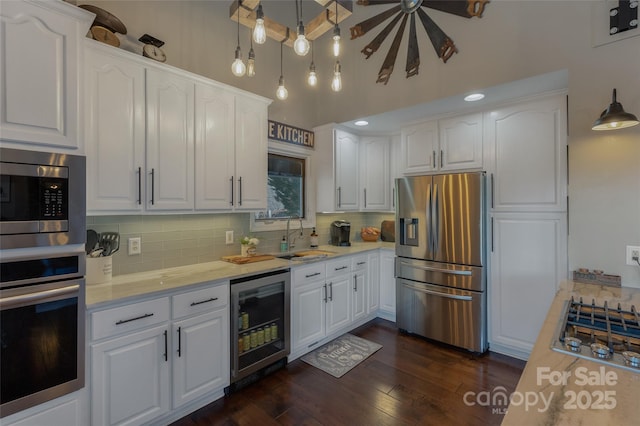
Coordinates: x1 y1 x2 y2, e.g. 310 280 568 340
171 319 525 426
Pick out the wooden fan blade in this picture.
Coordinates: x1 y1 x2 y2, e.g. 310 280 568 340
416 8 457 63
377 13 408 84
350 5 401 39
357 0 401 5
423 0 488 18
406 13 420 77
361 12 403 58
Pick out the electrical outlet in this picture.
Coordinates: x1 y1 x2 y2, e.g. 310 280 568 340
225 230 234 245
626 245 640 265
128 237 141 255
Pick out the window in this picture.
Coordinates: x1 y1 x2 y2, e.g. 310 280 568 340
256 154 305 220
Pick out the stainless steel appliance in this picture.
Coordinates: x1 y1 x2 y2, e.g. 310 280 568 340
330 220 351 246
228 269 290 390
395 172 487 353
551 297 640 373
0 147 86 249
0 251 86 418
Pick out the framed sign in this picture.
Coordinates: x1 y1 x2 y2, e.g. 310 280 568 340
268 120 314 149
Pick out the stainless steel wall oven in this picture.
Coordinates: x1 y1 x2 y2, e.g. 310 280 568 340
229 269 290 388
0 251 85 418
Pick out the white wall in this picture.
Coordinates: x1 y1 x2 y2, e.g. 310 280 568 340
75 0 640 286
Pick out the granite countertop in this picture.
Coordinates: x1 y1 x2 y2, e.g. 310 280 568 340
502 281 640 425
86 242 394 309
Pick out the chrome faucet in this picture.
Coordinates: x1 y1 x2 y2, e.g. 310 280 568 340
286 216 304 250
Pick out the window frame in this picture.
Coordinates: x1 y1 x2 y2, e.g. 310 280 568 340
250 140 316 232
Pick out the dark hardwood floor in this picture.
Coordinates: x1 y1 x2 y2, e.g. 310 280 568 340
171 319 525 426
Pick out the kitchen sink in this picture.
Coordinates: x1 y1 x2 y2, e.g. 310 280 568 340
276 249 336 261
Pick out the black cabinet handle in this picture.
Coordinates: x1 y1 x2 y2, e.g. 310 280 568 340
432 150 436 167
190 297 218 306
364 188 367 208
491 173 495 209
329 282 333 301
491 217 494 253
323 283 327 303
137 167 142 205
115 312 154 325
440 150 443 168
238 176 243 206
177 327 182 357
337 187 342 208
163 330 168 362
335 266 348 271
230 176 234 206
305 272 321 278
150 168 155 205
354 275 357 291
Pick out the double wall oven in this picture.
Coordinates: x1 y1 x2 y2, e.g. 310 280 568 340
0 147 86 418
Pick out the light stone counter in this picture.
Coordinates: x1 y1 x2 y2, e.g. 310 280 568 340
86 242 393 308
502 281 640 425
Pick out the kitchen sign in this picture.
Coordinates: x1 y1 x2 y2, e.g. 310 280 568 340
268 120 314 149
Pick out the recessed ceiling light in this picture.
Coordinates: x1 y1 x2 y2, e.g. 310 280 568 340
464 93 485 102
354 120 369 126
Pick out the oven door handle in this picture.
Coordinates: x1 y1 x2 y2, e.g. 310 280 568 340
399 261 472 276
0 284 79 308
403 283 473 301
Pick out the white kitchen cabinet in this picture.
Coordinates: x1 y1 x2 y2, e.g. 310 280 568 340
2 393 86 426
335 129 360 211
438 112 483 171
485 94 567 212
489 212 567 359
325 272 352 335
146 68 195 211
400 113 483 175
351 255 368 322
291 263 328 353
400 119 438 174
367 251 380 314
360 136 391 211
85 47 146 212
378 249 396 322
0 0 93 151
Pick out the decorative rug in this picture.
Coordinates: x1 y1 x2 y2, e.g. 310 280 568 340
301 333 382 378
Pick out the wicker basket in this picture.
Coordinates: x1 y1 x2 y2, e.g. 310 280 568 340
361 233 379 242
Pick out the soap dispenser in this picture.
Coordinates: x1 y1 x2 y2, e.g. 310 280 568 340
310 227 318 248
280 236 288 252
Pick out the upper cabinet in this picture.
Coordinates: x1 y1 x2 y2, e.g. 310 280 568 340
400 112 483 175
360 136 390 211
484 94 567 212
0 0 93 151
335 129 360 211
84 41 270 214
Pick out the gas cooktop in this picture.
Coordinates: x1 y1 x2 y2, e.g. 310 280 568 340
551 297 640 373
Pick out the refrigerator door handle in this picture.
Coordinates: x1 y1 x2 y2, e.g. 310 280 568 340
432 183 440 254
403 282 473 301
399 261 472 276
427 182 433 253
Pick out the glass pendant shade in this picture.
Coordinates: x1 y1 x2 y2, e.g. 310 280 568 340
276 76 288 100
293 23 310 56
332 25 341 57
331 61 342 92
592 88 639 130
253 5 266 44
247 47 255 77
307 62 317 86
231 46 246 77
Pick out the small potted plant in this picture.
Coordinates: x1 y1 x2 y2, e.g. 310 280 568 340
240 236 259 257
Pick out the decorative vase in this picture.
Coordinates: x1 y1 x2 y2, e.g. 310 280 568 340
241 244 256 257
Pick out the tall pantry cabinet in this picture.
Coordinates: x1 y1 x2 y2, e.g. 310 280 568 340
485 93 568 360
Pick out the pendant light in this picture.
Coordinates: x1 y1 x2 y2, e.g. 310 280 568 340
276 42 288 100
592 88 639 130
293 0 310 56
331 60 342 92
253 4 266 45
332 0 341 57
247 35 256 77
231 2 246 77
307 41 317 86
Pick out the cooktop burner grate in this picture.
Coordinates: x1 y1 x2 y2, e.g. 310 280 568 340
552 297 640 372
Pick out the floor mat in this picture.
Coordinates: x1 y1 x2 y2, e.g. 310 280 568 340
301 333 382 378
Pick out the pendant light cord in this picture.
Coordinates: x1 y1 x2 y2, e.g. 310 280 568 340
237 0 241 46
280 42 283 76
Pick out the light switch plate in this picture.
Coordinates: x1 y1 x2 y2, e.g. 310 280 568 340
626 245 640 265
128 237 141 255
226 230 234 245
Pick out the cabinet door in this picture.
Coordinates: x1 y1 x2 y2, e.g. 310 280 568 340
146 68 195 210
367 252 380 314
352 269 367 322
326 274 351 335
194 83 235 210
379 250 396 319
85 48 145 212
485 95 567 212
334 129 359 210
360 136 390 211
489 213 567 359
400 120 438 174
172 310 229 408
439 112 483 171
234 95 268 210
0 1 90 150
91 325 170 426
291 280 326 352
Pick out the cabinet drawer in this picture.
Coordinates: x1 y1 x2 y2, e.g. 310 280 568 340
326 257 351 278
173 282 229 319
293 263 326 287
91 297 170 340
352 255 368 271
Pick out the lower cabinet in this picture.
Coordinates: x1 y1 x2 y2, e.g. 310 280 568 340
89 281 229 426
290 251 382 360
378 249 396 321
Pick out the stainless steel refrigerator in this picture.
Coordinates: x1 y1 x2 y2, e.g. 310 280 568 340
395 172 487 353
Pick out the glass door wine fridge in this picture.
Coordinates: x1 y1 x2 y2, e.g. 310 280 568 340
229 269 290 385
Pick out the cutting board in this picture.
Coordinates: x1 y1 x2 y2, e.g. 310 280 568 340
221 255 276 264
381 220 395 242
